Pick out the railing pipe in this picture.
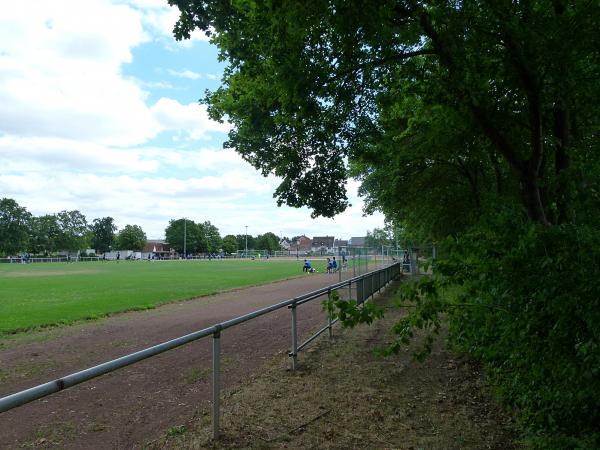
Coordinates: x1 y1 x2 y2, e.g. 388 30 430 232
212 329 221 439
290 304 298 370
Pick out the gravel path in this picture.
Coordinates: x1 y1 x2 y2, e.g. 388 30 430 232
0 272 345 449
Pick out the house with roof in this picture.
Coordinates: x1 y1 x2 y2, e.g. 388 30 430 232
290 235 312 253
142 239 176 259
348 236 367 248
279 238 291 250
334 239 348 254
312 236 335 254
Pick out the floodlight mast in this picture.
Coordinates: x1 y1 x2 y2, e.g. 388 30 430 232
245 225 248 257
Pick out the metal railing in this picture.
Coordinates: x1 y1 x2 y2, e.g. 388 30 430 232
0 262 401 439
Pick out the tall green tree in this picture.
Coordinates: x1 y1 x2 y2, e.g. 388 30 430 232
165 218 206 254
55 210 89 254
222 234 238 254
115 225 146 251
0 198 31 256
236 234 255 252
28 214 61 255
201 221 222 253
364 228 392 249
170 0 598 227
90 217 117 254
256 232 281 252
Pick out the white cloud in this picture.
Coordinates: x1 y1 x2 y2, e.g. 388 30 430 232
167 68 202 80
151 98 231 140
0 1 157 146
0 136 159 173
167 69 220 81
128 0 211 47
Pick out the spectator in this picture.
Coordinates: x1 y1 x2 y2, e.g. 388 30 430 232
332 256 337 272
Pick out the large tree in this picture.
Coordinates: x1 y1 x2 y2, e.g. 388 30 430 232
364 228 392 249
236 234 255 252
170 0 598 227
0 198 31 256
221 234 238 254
90 217 117 254
115 225 146 251
256 232 281 253
28 214 61 255
165 218 206 254
201 221 222 253
55 210 89 254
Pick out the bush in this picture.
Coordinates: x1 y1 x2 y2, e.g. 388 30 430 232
414 218 600 448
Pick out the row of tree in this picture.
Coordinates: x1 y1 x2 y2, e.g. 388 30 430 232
0 198 284 256
163 218 282 255
0 198 147 256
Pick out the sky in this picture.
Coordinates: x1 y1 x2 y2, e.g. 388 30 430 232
0 0 386 241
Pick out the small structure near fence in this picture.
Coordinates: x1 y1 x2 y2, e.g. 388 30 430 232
0 263 402 439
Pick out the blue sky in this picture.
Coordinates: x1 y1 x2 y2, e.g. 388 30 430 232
0 0 385 240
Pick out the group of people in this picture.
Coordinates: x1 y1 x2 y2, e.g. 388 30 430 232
302 256 341 274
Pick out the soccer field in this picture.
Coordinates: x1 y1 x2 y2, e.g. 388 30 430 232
0 259 308 335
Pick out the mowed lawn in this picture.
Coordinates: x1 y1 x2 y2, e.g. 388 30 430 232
0 259 304 334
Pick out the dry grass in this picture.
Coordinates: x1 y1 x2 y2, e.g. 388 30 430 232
146 283 521 450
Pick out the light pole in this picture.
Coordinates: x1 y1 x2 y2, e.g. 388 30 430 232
245 225 248 257
183 218 187 258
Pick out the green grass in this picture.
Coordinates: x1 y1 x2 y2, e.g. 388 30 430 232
0 259 305 335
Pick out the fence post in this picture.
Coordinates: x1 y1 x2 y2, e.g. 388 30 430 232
212 328 221 439
290 303 298 370
327 289 333 338
348 279 352 302
371 274 375 300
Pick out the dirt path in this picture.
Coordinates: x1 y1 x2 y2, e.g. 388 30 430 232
0 272 342 449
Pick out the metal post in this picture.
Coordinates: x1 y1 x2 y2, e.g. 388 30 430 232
291 304 298 370
245 225 248 257
348 279 352 302
327 289 333 338
432 245 437 259
212 330 221 439
371 274 375 300
353 254 356 278
410 248 417 275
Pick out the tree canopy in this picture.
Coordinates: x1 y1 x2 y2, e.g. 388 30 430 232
55 210 89 254
91 217 117 254
115 225 147 252
170 0 598 229
0 198 31 255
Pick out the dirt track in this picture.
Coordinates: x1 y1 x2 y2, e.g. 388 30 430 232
0 272 342 449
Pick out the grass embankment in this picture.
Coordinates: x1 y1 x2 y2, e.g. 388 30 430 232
147 284 520 450
0 259 303 334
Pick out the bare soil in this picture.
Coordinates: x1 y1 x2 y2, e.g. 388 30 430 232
0 273 520 449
